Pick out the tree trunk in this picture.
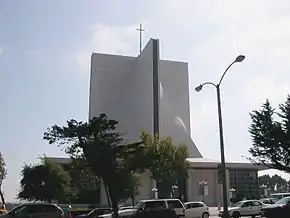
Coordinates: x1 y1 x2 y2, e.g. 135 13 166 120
107 187 119 218
0 189 5 209
104 182 112 208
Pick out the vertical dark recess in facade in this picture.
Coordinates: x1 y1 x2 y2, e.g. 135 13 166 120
152 39 160 136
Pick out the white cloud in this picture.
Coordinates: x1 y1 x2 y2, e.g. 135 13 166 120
0 47 2 55
73 23 146 74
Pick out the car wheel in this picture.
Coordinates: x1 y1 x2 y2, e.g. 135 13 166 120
232 211 241 218
202 212 209 218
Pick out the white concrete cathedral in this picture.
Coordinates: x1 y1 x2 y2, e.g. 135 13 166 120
89 38 201 158
49 38 266 206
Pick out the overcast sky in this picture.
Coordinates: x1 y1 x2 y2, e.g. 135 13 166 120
1 0 290 201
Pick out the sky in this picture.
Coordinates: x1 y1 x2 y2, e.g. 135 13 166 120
1 0 290 202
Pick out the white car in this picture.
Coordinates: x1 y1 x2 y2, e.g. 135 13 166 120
218 200 267 218
100 199 185 218
184 201 209 218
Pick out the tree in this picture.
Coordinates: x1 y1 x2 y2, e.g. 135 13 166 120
141 132 190 198
43 114 145 218
249 95 290 172
0 153 7 207
18 158 71 203
259 174 288 194
67 159 100 204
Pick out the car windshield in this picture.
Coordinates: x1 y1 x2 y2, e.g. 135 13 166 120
275 197 290 205
234 201 244 207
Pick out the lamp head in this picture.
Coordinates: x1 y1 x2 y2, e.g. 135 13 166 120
235 55 245 63
195 84 203 92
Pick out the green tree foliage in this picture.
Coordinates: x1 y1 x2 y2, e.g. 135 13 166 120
0 153 7 207
249 95 290 172
259 174 288 194
43 113 145 218
18 158 71 203
67 159 100 204
141 132 189 197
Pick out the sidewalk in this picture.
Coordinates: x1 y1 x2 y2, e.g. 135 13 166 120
209 207 219 216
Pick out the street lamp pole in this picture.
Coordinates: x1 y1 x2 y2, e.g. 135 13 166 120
195 55 245 218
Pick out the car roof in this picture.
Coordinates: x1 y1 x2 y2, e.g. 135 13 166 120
260 198 277 200
24 203 58 206
184 202 205 204
140 199 181 202
271 192 290 195
21 203 60 208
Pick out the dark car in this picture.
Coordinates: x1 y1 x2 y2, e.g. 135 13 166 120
261 197 290 218
132 207 177 218
2 203 64 218
76 208 112 218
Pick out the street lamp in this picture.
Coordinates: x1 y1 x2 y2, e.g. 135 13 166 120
172 185 179 198
152 188 158 199
195 55 245 218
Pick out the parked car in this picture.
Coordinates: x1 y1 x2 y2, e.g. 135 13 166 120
183 201 209 218
99 199 185 218
218 200 266 218
2 203 64 218
261 196 290 218
269 192 290 200
76 208 112 218
260 198 278 205
132 207 177 218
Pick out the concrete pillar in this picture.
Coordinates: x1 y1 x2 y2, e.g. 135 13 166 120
225 169 230 206
187 170 193 201
218 169 230 209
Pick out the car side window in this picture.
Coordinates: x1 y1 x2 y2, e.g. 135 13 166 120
167 200 183 209
242 202 252 207
91 209 111 216
145 201 166 209
42 205 60 214
252 201 262 206
184 204 191 209
192 203 203 208
23 205 43 214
